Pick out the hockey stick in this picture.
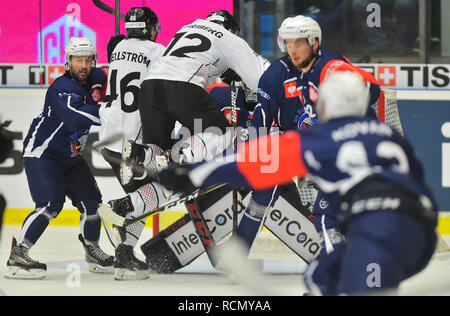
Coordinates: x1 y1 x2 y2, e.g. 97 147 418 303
92 0 126 20
184 198 218 267
98 183 226 227
230 81 239 234
92 133 222 266
89 133 124 152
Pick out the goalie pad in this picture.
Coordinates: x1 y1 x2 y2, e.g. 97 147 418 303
141 183 321 273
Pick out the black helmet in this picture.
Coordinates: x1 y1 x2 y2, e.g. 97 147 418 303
125 7 160 40
206 10 240 35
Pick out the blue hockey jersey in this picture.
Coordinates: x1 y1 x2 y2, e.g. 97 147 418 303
209 85 254 128
23 68 106 164
251 49 380 132
189 116 437 221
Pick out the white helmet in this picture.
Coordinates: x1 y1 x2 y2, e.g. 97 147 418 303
277 15 322 53
65 37 96 64
316 72 369 122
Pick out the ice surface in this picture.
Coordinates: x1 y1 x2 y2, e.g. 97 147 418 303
0 225 449 296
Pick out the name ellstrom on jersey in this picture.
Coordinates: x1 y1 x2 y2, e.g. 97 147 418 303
109 50 152 67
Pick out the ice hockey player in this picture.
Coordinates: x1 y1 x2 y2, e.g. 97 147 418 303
98 7 166 280
101 10 267 270
158 72 438 295
5 37 113 279
123 9 266 173
235 15 381 258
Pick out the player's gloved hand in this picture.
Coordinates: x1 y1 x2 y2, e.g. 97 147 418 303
107 34 126 63
220 68 241 85
158 163 197 195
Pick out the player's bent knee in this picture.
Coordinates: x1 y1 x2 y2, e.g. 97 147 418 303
40 201 64 220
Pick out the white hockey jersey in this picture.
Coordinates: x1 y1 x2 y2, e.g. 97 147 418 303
99 38 166 152
144 19 265 92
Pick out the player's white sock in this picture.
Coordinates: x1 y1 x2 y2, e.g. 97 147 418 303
125 182 167 247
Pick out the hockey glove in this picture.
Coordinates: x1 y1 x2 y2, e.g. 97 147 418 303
107 34 126 63
220 68 241 85
158 163 197 194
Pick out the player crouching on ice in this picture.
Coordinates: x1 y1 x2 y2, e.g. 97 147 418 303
5 37 114 279
157 72 438 296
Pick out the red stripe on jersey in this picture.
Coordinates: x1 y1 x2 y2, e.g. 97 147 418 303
320 59 379 85
236 131 308 190
377 90 386 122
99 67 109 102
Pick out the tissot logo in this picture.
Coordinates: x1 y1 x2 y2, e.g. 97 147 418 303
29 66 46 85
0 65 13 85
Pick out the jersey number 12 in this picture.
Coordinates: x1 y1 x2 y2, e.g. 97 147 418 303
163 32 212 58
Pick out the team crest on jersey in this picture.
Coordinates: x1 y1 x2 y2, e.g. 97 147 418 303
91 88 102 103
284 81 300 98
70 129 89 157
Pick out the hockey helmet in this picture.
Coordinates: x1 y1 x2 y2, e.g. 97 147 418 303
316 72 369 122
65 37 96 64
277 15 322 53
125 7 160 40
207 10 240 35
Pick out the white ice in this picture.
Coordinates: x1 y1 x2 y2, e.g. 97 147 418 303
0 225 449 296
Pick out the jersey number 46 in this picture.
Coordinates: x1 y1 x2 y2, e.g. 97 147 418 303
103 69 140 113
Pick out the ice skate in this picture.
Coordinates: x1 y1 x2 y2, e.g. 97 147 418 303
4 237 47 279
78 234 114 274
120 140 151 185
113 243 150 281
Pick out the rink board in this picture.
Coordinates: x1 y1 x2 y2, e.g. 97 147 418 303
1 89 450 235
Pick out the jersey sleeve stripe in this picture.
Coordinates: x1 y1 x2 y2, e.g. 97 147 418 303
320 59 379 85
236 131 308 190
66 96 101 124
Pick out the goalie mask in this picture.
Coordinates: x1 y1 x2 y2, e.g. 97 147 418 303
125 7 160 41
207 10 240 35
316 72 369 122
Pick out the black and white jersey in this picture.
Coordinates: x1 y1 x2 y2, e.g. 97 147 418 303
99 38 166 152
144 19 265 92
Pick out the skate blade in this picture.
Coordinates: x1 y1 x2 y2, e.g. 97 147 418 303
120 161 133 185
88 263 114 274
113 268 150 281
4 266 46 280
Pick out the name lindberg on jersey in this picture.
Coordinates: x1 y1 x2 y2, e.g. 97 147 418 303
184 24 224 38
109 50 152 67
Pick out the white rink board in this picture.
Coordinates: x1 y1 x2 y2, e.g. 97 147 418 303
0 88 449 211
0 89 128 210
